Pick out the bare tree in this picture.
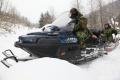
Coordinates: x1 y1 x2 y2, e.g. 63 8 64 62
0 0 4 13
0 0 32 31
0 0 9 21
48 7 56 21
71 0 83 11
87 0 98 28
3 0 9 13
97 0 104 29
76 0 79 10
0 0 10 13
111 0 115 17
89 0 94 27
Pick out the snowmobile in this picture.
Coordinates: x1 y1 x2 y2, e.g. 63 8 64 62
1 12 119 68
1 30 107 68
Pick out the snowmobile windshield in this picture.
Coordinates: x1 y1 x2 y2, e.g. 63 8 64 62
41 24 60 33
52 12 75 32
41 12 75 32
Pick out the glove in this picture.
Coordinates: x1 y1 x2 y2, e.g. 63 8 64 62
92 35 97 39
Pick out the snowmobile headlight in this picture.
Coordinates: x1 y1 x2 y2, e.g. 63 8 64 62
31 38 38 43
26 38 37 43
20 37 38 43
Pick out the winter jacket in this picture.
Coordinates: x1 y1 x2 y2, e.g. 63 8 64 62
73 13 92 48
102 28 117 42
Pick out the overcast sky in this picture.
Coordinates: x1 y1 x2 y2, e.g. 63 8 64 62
10 0 111 23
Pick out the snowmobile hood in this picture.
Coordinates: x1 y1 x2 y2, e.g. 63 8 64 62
18 32 59 43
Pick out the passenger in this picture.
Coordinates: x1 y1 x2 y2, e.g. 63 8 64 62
69 8 97 49
101 23 117 43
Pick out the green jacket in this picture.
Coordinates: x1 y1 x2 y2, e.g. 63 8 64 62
102 28 117 42
73 13 92 48
73 13 92 41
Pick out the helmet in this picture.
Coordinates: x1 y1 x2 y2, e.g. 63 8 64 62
104 23 111 29
70 8 79 19
70 8 83 19
70 8 78 15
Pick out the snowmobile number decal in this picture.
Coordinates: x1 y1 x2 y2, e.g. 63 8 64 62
65 38 78 43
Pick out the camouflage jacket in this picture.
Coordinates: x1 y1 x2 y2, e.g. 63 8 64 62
73 13 92 36
103 28 117 37
102 28 117 42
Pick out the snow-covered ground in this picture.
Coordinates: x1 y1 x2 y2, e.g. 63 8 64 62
0 25 120 80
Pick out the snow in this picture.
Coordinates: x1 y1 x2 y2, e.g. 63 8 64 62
1 58 94 80
0 24 120 80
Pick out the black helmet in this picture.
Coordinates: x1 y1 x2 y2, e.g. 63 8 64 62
70 8 83 19
70 8 78 15
104 23 111 29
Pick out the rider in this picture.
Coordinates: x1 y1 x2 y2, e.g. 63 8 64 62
70 8 97 49
101 23 117 43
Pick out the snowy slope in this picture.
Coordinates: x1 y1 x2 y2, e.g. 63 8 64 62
0 26 120 80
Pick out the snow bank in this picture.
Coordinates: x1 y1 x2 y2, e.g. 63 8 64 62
1 58 93 80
